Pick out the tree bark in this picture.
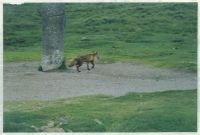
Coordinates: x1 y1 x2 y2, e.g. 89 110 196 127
39 3 66 71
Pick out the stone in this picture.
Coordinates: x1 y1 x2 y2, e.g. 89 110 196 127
39 3 66 71
43 127 65 132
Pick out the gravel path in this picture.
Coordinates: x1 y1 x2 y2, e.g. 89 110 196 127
4 61 197 101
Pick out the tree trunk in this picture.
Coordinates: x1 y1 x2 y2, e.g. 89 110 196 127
39 3 66 71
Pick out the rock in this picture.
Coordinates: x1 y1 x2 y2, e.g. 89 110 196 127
57 117 68 125
39 3 66 71
47 121 55 128
94 118 103 125
81 37 89 41
31 121 65 132
43 127 65 132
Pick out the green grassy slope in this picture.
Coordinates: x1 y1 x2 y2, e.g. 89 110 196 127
4 90 197 132
3 3 197 71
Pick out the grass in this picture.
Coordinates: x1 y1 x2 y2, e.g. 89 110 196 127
4 90 197 132
3 3 197 72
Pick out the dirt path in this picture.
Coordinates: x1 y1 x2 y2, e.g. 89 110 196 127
4 61 197 101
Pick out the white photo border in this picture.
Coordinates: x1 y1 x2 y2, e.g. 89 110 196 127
0 0 199 135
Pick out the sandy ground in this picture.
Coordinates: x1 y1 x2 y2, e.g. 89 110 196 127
3 61 197 101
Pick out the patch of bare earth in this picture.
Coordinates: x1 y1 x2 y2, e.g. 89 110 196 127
3 61 197 101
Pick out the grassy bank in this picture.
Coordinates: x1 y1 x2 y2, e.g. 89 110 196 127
3 3 197 71
4 90 197 132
